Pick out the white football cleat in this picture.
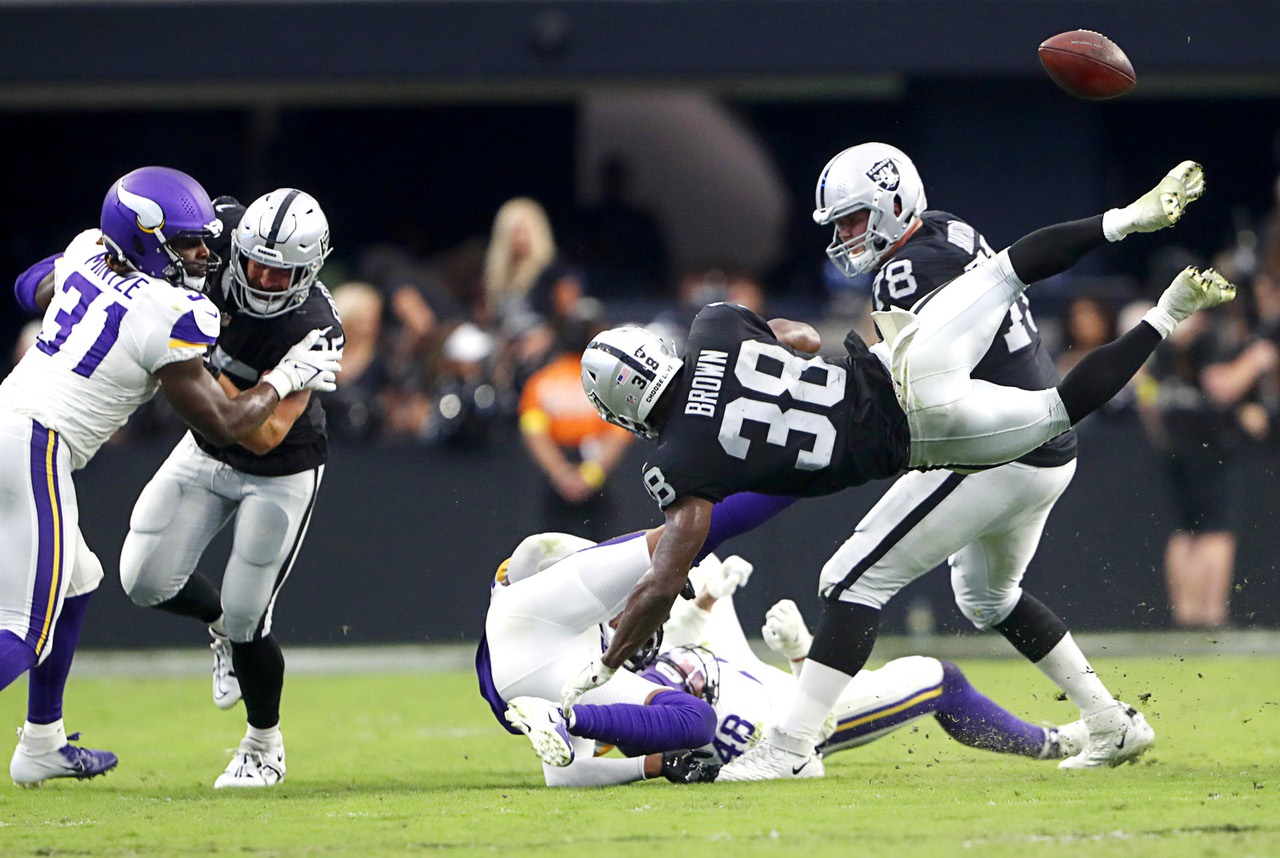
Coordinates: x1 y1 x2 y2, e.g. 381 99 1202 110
1048 719 1089 759
1157 266 1237 324
1119 160 1205 234
10 731 118 787
717 730 824 782
210 628 241 710
1058 703 1155 769
505 697 575 767
214 739 286 789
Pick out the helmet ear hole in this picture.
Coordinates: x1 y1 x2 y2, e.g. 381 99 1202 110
132 235 146 256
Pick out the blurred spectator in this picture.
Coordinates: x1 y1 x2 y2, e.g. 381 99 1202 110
1056 295 1119 377
517 319 633 539
323 281 390 444
574 155 669 299
358 243 467 386
1136 248 1248 630
422 321 506 449
651 265 767 352
483 197 558 328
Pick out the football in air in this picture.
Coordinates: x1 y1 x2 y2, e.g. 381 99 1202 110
1038 30 1136 100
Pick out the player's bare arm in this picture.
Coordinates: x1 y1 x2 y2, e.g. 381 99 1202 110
601 495 713 669
768 318 821 354
216 372 311 455
157 356 283 447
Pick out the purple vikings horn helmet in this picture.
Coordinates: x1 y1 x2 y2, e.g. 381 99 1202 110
100 166 222 290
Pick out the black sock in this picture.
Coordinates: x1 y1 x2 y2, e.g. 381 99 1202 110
153 574 222 625
1058 321 1162 424
1007 216 1107 285
993 593 1069 663
806 601 881 677
231 635 285 729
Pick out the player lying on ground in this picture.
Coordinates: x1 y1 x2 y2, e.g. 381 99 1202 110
569 160 1232 780
482 533 1086 786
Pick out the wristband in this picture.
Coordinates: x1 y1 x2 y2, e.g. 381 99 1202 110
261 370 293 400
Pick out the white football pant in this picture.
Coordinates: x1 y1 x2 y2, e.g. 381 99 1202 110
884 249 1073 469
0 413 102 665
120 432 322 643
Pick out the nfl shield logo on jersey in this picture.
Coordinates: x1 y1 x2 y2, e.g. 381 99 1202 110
866 159 901 191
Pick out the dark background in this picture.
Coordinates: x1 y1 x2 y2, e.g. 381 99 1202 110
2 0 1278 646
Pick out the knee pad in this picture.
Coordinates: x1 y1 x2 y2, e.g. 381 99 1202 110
66 530 104 598
128 477 183 534
231 497 292 567
955 587 1021 630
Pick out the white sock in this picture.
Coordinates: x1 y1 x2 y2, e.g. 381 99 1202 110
1035 633 1115 718
775 660 853 746
1102 208 1131 242
1142 306 1178 338
246 724 282 750
19 719 66 754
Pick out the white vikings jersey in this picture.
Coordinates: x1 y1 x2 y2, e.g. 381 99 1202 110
0 230 219 469
702 658 793 764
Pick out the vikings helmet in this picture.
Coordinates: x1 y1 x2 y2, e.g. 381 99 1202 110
812 142 927 276
99 166 222 290
580 326 683 440
230 188 332 318
648 645 720 705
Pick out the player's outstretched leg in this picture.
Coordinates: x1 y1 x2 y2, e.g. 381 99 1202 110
897 161 1208 415
1058 267 1235 425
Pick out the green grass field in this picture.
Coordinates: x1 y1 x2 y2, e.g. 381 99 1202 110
1 652 1278 857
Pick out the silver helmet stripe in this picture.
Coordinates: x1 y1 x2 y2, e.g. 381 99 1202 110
264 189 302 250
592 341 656 383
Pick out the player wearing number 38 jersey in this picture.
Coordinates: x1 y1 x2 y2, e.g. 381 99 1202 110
0 167 337 787
637 302 909 506
572 154 1235 782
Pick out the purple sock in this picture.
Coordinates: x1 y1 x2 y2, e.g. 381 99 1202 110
933 661 1049 758
0 631 38 693
568 690 716 755
699 493 799 561
27 593 91 724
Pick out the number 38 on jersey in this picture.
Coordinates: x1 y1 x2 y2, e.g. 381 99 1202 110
719 341 847 471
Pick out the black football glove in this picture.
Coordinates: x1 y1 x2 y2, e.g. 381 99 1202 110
660 749 720 784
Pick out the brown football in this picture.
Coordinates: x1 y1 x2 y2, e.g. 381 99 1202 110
1038 30 1136 100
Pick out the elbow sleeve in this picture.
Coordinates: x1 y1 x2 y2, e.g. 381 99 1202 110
14 255 60 315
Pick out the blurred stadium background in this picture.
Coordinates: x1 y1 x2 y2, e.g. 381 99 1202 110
1 0 1279 652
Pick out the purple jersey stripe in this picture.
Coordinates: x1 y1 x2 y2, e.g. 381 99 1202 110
819 682 943 751
25 421 64 655
170 309 217 348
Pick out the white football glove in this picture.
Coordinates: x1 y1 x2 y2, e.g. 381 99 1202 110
560 655 616 717
762 599 812 662
262 328 343 397
702 555 754 600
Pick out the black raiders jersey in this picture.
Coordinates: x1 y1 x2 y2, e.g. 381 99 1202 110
642 303 910 508
872 210 1077 468
192 197 342 477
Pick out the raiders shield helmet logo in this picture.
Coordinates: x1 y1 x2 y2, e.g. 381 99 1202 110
866 158 901 191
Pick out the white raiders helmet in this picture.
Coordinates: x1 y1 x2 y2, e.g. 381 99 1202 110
231 188 332 317
580 326 683 440
812 142 927 276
